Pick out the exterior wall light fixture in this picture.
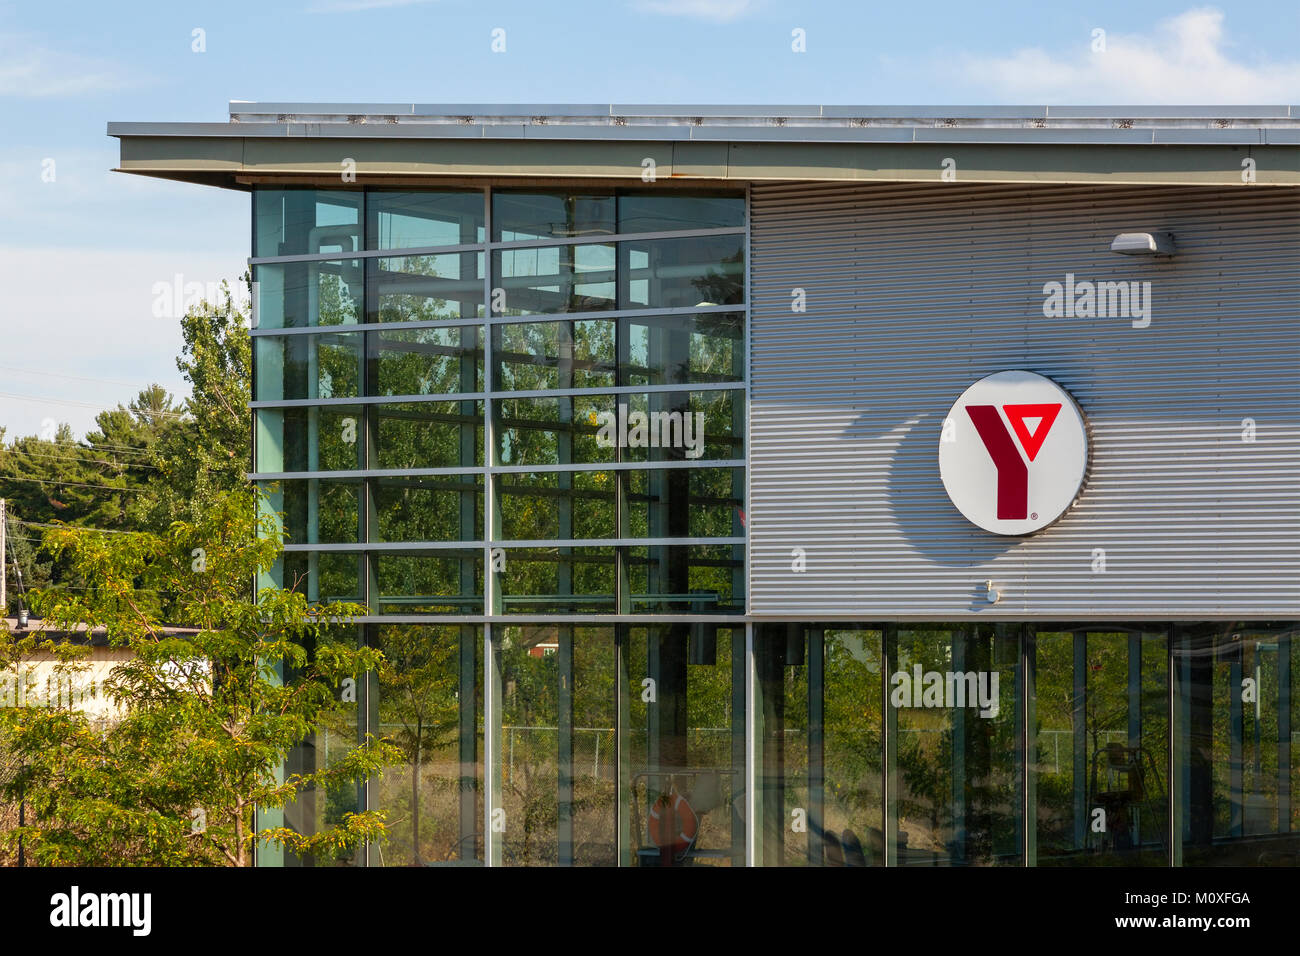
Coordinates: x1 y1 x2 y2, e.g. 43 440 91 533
1110 232 1176 256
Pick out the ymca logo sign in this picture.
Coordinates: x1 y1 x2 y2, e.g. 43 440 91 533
939 370 1089 535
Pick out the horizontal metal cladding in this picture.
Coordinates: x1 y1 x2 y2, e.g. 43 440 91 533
749 181 1300 618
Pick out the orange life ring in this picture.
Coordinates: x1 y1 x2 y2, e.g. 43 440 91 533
648 792 697 851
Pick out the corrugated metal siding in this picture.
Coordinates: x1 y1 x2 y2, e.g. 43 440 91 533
749 182 1300 617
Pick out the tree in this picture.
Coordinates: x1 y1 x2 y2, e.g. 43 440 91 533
0 488 400 866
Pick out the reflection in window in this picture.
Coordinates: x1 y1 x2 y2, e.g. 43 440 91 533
493 191 615 241
617 191 744 234
255 406 365 473
624 544 744 615
274 625 365 867
374 401 483 471
375 551 483 614
1034 627 1168 866
493 244 616 315
757 626 885 866
620 312 743 386
254 260 363 329
491 626 617 866
1176 622 1297 866
366 190 485 250
893 625 1021 866
496 472 616 542
368 254 485 323
373 624 482 865
254 188 361 258
254 331 363 402
373 475 483 543
625 625 745 866
493 319 616 392
259 479 362 545
620 235 744 310
496 547 616 615
371 325 482 396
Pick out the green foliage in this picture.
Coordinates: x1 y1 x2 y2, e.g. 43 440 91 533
0 489 400 866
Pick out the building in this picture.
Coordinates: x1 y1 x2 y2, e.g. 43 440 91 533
108 104 1300 867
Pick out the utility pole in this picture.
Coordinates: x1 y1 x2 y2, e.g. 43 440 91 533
1 497 6 615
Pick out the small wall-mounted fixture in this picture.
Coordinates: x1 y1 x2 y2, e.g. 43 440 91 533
982 581 1001 605
1110 232 1176 256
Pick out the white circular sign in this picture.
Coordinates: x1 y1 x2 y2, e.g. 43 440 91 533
938 370 1089 535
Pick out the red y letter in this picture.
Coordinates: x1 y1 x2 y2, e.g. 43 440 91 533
966 406 1027 519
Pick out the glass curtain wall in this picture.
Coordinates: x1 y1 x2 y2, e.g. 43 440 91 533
252 186 747 865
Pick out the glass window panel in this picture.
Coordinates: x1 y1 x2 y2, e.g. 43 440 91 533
496 547 616 615
254 188 362 259
624 544 744 614
254 406 364 473
614 389 746 464
496 471 616 542
756 625 885 866
1033 626 1168 866
366 190 485 250
619 235 744 310
624 467 744 539
367 253 485 323
370 325 483 396
617 190 744 233
254 260 363 330
373 624 483 865
492 626 617 866
492 319 616 392
375 401 483 470
494 394 613 467
275 624 365 866
255 330 363 402
374 550 483 614
373 475 483 543
620 312 744 386
495 389 743 467
625 625 745 866
493 191 615 241
258 478 362 545
493 244 616 316
893 625 1021 866
281 551 363 604
1175 622 1297 866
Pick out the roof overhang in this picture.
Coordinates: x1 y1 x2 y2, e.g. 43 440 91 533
108 103 1300 190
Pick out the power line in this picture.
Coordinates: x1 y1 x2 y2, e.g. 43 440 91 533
0 364 161 390
50 439 160 457
11 519 138 535
4 450 160 471
0 391 190 420
0 476 142 494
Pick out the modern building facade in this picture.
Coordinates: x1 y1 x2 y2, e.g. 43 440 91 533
110 104 1300 867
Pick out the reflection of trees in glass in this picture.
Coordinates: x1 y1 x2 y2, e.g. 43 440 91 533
823 633 883 850
1035 630 1167 864
376 625 463 864
690 250 745 307
498 631 559 864
894 628 1018 865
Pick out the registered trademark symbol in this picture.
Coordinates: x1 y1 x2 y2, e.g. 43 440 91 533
1031 512 1038 520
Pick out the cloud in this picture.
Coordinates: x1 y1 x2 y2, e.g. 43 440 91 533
632 0 757 23
955 7 1300 103
0 33 139 97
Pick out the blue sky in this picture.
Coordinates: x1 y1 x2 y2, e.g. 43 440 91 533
0 0 1297 437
